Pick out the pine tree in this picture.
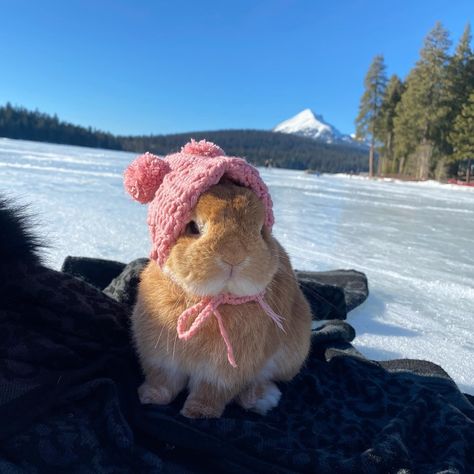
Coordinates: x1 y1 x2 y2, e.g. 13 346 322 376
444 23 474 176
378 75 404 174
446 24 474 117
449 91 474 183
355 55 387 177
394 22 452 179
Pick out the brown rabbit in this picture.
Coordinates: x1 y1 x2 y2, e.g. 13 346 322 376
124 140 312 418
132 181 312 418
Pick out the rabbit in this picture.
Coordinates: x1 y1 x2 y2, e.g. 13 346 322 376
131 180 312 419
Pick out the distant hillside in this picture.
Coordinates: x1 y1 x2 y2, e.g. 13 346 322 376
119 131 368 172
0 103 368 173
0 103 122 150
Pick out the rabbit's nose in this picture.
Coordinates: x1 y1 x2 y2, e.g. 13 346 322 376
218 237 247 266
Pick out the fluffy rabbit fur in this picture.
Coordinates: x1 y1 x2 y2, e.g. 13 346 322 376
132 181 312 418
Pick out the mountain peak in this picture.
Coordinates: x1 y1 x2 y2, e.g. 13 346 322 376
273 108 358 146
295 108 325 122
297 108 317 118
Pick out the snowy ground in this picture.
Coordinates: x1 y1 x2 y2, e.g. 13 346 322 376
1 138 473 394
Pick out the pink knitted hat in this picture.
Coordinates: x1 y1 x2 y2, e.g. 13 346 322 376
124 139 274 267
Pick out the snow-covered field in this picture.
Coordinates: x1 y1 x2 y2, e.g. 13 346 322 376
1 138 473 394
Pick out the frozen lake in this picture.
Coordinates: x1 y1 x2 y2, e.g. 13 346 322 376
1 138 473 394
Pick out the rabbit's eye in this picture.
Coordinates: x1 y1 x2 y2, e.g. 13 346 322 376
186 220 201 236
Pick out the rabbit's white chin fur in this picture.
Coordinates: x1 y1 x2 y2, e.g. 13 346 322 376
184 276 265 297
224 277 266 296
163 265 265 297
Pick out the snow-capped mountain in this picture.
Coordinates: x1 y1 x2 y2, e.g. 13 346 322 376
273 109 361 146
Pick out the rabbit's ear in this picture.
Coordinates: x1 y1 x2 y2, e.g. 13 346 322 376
124 153 170 204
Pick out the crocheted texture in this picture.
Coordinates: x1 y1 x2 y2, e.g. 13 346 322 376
124 153 170 204
177 292 285 367
124 139 274 267
181 139 224 157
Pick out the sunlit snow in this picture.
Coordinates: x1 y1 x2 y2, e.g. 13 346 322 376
1 138 473 394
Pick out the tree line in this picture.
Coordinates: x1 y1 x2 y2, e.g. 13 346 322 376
356 22 474 182
0 104 368 173
119 129 368 172
0 104 122 149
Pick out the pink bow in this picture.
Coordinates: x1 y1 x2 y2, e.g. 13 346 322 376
177 293 285 368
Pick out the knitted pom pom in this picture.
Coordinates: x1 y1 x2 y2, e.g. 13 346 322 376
181 139 225 158
124 153 170 204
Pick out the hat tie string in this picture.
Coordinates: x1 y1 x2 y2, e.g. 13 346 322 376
176 293 285 368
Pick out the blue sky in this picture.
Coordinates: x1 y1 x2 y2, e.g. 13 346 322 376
0 0 472 136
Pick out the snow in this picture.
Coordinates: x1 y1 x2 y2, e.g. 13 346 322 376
273 108 358 145
1 138 473 395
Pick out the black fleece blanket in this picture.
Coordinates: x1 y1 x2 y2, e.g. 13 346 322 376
0 257 473 474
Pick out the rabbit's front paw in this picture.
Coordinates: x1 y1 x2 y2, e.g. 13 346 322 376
138 382 173 405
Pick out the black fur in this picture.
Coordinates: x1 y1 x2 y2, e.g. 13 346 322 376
0 197 44 265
